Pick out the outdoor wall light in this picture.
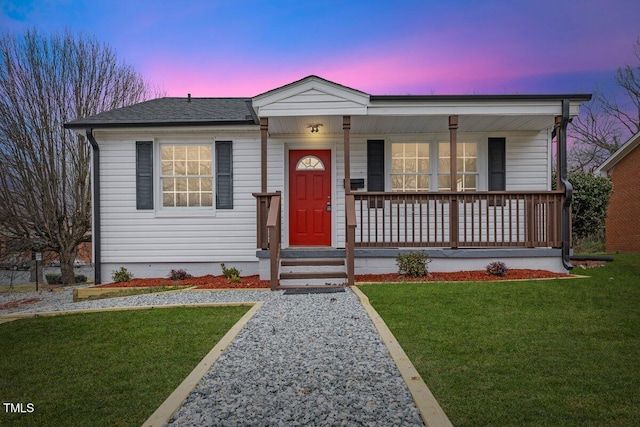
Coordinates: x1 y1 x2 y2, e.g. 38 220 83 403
307 123 323 133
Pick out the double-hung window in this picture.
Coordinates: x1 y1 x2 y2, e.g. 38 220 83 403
391 143 430 191
161 145 213 208
135 140 233 212
437 142 478 191
387 141 478 192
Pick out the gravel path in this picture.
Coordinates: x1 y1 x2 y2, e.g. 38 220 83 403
1 287 425 426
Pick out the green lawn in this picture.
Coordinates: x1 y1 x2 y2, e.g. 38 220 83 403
0 306 250 427
360 253 640 426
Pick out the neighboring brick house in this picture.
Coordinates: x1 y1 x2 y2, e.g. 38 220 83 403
596 131 640 252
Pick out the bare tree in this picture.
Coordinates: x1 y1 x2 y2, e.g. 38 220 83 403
569 38 640 171
0 29 158 285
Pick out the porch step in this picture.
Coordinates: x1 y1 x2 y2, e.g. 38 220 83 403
280 271 347 280
281 259 345 267
279 258 347 287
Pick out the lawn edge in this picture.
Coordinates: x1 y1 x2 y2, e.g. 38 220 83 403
142 301 264 427
351 286 453 427
0 302 257 320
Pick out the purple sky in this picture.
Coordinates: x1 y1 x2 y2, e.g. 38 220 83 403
1 0 638 97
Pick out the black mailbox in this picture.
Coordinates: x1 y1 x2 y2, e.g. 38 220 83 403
343 178 365 190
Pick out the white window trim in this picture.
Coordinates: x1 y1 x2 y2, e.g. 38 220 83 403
385 137 487 192
154 140 217 217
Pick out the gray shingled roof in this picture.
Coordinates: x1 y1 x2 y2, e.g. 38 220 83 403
65 97 258 128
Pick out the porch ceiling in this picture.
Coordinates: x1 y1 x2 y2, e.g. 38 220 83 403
267 114 557 135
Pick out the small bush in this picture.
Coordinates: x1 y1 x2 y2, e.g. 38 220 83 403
45 274 87 285
221 263 241 283
396 252 431 278
486 261 509 277
169 269 192 281
111 267 133 283
45 274 62 285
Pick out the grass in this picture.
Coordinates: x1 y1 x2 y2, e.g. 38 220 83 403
359 253 640 426
0 306 250 427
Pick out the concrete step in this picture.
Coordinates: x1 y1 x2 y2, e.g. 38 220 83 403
279 271 347 280
278 258 347 287
281 259 345 267
279 277 348 287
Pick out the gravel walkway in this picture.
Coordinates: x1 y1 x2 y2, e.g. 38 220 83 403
1 287 425 426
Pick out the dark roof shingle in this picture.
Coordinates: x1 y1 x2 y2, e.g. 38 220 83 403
65 97 257 128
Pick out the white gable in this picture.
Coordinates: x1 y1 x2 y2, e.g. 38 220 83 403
252 76 369 117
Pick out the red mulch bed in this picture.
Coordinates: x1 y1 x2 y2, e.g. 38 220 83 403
0 298 42 310
96 269 569 289
95 275 271 289
356 269 569 283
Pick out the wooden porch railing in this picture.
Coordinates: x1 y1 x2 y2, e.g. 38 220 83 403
253 192 281 289
254 192 280 250
352 191 563 248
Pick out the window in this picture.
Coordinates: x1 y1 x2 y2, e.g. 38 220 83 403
161 145 213 207
391 143 430 191
438 142 478 191
387 141 479 192
296 155 325 171
135 141 233 212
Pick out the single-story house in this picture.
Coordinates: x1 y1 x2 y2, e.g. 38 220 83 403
65 75 591 287
595 131 640 252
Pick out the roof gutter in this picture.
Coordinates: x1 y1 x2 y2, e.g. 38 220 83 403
558 100 573 270
86 129 102 284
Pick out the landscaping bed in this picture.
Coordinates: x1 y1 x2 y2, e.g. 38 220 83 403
357 268 569 283
0 297 42 311
95 269 570 290
96 275 271 289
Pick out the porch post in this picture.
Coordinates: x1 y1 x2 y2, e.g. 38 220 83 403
449 115 458 189
343 116 355 286
554 116 562 190
260 117 268 193
449 115 459 248
343 116 351 192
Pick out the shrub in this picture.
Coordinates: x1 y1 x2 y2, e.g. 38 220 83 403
568 171 613 242
168 269 192 281
45 274 87 285
111 267 133 283
396 252 431 278
486 261 509 277
221 263 241 284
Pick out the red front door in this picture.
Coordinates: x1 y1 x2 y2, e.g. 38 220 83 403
289 150 332 246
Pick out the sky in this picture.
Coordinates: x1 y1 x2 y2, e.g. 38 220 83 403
1 0 639 98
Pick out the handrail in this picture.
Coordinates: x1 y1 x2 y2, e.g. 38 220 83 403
352 191 562 248
253 192 281 249
265 193 281 290
345 194 356 286
266 194 280 228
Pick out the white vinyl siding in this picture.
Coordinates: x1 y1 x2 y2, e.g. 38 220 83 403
504 130 551 190
95 128 551 273
98 131 260 269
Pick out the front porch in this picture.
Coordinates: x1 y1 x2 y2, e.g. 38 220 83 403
250 76 586 289
255 189 567 288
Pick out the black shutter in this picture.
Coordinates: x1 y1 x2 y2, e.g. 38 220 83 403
216 141 233 209
367 140 385 191
136 141 154 210
488 138 506 191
